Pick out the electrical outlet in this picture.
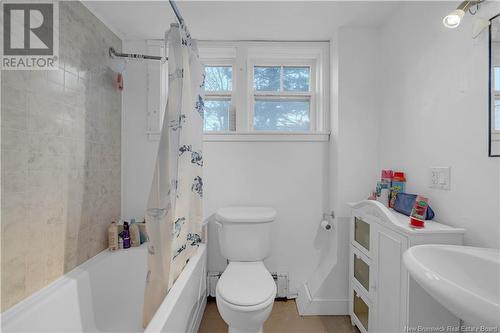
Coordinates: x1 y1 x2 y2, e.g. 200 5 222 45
429 167 451 190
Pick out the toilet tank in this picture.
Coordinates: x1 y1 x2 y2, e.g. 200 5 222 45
216 207 276 262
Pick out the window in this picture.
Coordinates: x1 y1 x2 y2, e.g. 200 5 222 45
147 41 328 140
252 65 313 131
203 65 233 131
146 40 168 141
200 42 328 136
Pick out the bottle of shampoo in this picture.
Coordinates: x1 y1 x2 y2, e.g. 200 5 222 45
138 220 148 244
130 219 141 247
108 221 118 251
122 222 131 249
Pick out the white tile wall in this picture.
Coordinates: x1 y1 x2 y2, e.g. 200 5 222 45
1 1 122 311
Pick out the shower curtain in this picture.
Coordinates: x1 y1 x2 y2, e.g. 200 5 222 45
143 24 204 328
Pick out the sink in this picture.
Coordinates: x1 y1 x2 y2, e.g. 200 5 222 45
403 244 500 327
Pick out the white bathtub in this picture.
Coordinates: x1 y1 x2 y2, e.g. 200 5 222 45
1 244 207 333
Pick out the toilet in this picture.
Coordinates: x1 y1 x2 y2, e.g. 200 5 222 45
215 206 277 333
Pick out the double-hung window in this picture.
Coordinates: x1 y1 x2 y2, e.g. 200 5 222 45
251 64 314 132
203 64 233 131
200 42 328 137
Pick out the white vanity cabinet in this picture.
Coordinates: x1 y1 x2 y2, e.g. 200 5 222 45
348 200 465 333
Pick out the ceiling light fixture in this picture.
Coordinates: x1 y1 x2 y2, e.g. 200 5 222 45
443 0 485 29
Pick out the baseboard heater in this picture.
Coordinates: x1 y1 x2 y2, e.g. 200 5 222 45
207 271 289 300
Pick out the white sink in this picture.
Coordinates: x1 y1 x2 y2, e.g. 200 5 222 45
403 245 500 327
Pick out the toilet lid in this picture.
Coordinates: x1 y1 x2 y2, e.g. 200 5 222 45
217 262 276 306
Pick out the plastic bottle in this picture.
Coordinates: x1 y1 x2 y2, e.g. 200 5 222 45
390 171 407 208
129 219 141 247
138 220 148 244
108 221 118 251
410 196 429 228
122 222 131 249
381 169 394 185
392 171 406 192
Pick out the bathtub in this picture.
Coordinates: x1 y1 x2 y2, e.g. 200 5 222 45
1 243 207 333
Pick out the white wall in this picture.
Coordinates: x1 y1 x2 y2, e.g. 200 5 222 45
120 3 500 318
121 40 159 220
303 27 382 304
204 141 329 296
335 27 381 218
378 2 500 248
121 40 336 300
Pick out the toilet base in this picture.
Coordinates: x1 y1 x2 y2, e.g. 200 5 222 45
216 295 274 333
228 326 263 333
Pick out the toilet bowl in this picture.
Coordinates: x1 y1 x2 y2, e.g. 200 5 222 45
215 207 277 333
216 262 276 333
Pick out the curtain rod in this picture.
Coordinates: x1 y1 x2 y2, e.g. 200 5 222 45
108 47 166 62
169 0 185 27
108 0 188 62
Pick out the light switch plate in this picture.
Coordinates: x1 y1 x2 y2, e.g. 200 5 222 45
429 167 451 190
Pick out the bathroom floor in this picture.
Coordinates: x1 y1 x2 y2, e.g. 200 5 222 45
198 299 360 333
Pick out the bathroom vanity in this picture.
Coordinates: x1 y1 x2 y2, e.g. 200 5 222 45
348 200 465 333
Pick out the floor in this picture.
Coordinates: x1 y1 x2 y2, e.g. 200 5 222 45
198 299 360 333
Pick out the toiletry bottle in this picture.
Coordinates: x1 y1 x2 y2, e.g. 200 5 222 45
108 221 118 251
376 181 390 206
410 196 429 228
392 171 406 192
138 220 148 244
122 222 131 249
118 235 124 249
130 219 141 247
390 171 407 208
381 169 394 185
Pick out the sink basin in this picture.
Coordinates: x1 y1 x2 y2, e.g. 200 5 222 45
403 245 500 327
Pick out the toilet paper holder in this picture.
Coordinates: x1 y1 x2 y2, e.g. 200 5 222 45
321 211 335 231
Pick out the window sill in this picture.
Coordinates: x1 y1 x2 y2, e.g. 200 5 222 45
203 131 330 142
147 131 330 142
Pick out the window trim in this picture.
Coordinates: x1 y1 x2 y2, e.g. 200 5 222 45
203 63 235 132
248 59 316 132
146 40 168 141
146 41 330 141
199 41 330 138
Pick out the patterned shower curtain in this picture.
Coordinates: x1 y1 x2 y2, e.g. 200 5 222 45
143 23 204 328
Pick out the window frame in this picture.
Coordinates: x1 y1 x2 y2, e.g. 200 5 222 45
203 61 235 132
146 41 329 141
146 40 168 141
248 59 317 132
200 41 328 137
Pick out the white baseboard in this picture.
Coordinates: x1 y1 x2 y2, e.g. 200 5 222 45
296 283 348 316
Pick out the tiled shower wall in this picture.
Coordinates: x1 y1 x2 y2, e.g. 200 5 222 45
1 2 121 310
